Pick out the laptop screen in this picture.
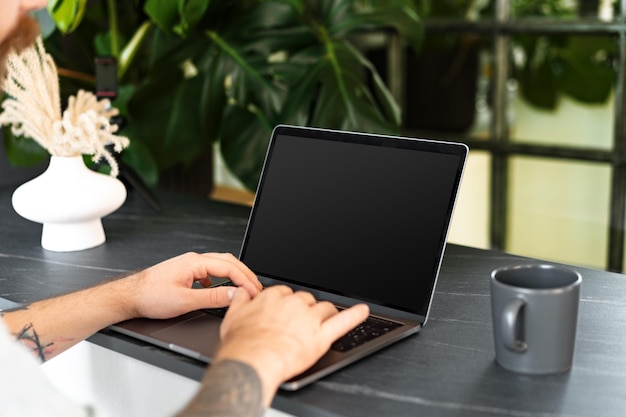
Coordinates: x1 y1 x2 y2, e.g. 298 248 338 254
240 126 467 317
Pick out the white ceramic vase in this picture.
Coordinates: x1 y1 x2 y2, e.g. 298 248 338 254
12 155 127 252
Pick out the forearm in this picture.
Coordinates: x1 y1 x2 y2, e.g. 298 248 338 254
0 274 138 361
175 360 265 417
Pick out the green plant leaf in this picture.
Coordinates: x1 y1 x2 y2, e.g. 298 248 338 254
143 30 207 75
233 1 315 54
338 0 423 52
127 66 209 171
313 36 397 131
120 140 159 187
2 128 49 166
310 52 396 133
118 21 153 79
47 0 87 34
144 0 180 34
198 47 229 141
144 0 212 37
276 49 327 124
219 105 272 191
35 0 421 193
206 31 280 98
516 57 559 110
345 42 401 126
513 34 616 109
174 0 212 36
513 35 558 109
557 35 615 104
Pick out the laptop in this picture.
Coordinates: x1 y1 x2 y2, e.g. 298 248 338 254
111 125 468 390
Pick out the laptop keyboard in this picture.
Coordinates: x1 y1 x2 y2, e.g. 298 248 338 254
202 280 402 352
331 315 402 352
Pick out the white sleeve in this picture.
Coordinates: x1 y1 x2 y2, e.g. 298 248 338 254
0 319 94 417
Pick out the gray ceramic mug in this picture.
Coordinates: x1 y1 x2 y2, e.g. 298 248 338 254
490 264 582 374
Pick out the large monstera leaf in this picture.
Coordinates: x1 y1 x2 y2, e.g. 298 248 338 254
38 0 422 191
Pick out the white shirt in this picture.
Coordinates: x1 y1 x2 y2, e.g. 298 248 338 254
0 319 93 417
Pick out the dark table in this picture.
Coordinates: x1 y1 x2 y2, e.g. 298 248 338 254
1 186 625 417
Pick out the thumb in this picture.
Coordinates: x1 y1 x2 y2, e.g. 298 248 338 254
228 287 251 310
191 287 234 309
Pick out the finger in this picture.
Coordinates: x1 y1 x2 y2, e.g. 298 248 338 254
202 253 262 291
219 287 251 339
219 259 263 296
195 254 261 297
195 276 214 288
262 285 294 297
320 304 370 342
195 272 254 296
311 300 339 318
293 291 317 306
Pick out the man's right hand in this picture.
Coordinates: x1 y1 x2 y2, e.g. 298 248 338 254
216 285 370 407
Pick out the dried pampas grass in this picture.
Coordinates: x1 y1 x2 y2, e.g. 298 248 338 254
0 37 129 177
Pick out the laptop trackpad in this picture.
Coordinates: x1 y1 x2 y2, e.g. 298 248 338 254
150 312 222 362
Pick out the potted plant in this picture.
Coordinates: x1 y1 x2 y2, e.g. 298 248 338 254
0 38 129 251
4 0 423 194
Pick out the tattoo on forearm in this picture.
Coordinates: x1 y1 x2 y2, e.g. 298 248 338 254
176 360 265 417
15 323 53 362
2 305 54 361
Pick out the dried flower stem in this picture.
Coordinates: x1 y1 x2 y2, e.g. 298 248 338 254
0 37 129 177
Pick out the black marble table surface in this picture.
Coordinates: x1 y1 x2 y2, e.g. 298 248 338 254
0 185 625 417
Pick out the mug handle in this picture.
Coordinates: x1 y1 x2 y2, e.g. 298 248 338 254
501 298 528 353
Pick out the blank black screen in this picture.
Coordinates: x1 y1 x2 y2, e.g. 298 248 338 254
240 129 465 316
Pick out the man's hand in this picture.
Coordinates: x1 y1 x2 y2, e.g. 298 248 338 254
2 252 262 362
126 252 263 320
215 285 370 407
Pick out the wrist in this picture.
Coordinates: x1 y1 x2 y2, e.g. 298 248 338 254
214 339 287 408
94 272 142 323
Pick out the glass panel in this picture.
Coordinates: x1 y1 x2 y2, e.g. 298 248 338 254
512 0 578 19
511 91 615 149
577 0 618 19
448 151 491 249
510 0 618 20
507 157 610 269
509 34 616 149
411 0 622 21
414 1 493 20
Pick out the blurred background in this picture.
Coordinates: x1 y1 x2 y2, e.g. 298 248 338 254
2 0 625 273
